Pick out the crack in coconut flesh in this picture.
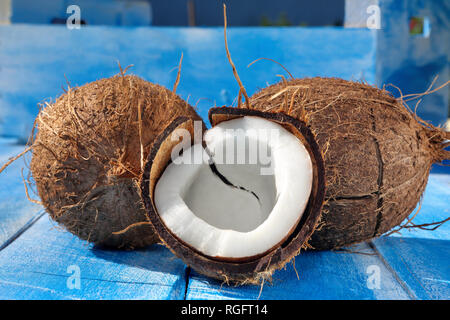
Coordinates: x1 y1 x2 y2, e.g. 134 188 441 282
30 75 202 249
140 108 325 283
156 117 312 258
249 77 450 250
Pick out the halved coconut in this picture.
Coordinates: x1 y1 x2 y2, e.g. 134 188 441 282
140 107 325 283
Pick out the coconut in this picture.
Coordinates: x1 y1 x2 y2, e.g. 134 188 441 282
139 107 325 283
29 74 202 249
249 77 450 250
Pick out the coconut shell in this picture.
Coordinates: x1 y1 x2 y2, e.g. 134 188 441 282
249 77 450 250
30 74 202 249
140 108 325 284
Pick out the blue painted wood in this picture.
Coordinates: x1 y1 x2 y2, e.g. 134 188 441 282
370 174 450 300
0 138 188 299
0 25 377 139
186 242 412 300
372 237 449 300
0 138 42 248
0 214 188 300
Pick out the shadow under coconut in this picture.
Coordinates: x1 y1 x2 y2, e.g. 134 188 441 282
91 244 189 300
91 243 186 278
185 242 412 300
0 214 189 299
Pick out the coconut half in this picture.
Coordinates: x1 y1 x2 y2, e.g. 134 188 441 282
140 107 325 283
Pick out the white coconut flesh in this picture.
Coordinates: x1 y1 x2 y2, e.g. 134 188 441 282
154 116 313 259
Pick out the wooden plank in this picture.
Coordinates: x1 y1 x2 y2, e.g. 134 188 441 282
0 25 376 139
186 242 412 300
0 138 42 248
372 237 449 300
0 215 188 300
371 173 450 300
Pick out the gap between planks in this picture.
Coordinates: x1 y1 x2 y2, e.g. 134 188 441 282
0 211 45 252
368 240 418 300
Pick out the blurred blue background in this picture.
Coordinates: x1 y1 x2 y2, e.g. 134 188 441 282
8 0 345 27
0 0 449 146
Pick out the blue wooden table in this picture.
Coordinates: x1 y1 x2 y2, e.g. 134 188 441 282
0 137 449 300
0 25 449 300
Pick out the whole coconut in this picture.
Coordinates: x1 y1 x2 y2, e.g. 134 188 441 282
30 74 202 249
250 77 449 250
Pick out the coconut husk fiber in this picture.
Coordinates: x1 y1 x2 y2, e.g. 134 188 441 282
30 74 202 249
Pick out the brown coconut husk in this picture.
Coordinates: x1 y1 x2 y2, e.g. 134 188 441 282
139 107 325 284
28 73 202 249
249 77 450 250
